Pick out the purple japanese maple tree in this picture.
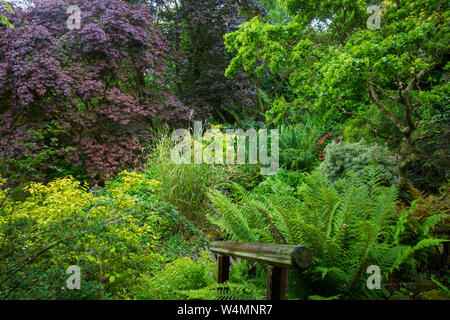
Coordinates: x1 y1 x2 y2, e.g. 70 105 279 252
0 0 190 183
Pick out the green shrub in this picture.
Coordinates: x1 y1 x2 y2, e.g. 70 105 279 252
278 123 322 172
319 140 398 186
0 172 162 300
105 169 211 263
135 251 216 300
0 131 86 189
255 168 306 192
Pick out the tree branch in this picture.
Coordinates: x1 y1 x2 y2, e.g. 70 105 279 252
363 118 393 140
367 83 408 134
402 69 427 96
369 82 402 103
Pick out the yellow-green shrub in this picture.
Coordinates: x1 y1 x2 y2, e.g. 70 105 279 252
0 172 161 299
135 251 216 300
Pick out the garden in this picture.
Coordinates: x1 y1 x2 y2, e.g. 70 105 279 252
0 0 448 300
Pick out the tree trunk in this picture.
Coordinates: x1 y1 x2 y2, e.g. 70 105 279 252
397 136 422 199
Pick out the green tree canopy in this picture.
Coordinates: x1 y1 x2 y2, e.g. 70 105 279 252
224 0 449 195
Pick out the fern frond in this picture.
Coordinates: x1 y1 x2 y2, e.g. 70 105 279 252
390 238 448 273
208 190 257 242
183 281 265 300
423 213 449 235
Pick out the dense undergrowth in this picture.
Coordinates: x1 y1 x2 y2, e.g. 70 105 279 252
1 132 448 300
0 0 449 300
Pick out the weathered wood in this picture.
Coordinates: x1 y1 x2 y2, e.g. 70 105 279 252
211 242 312 270
291 246 314 269
217 254 230 284
212 242 312 301
266 266 288 300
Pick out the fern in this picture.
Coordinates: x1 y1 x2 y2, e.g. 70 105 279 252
208 190 258 242
390 238 448 273
183 281 266 300
423 214 449 236
208 170 445 299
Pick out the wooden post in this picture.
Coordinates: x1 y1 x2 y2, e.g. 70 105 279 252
266 266 288 300
217 255 230 284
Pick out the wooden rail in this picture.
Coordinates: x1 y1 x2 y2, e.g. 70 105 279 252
211 241 313 300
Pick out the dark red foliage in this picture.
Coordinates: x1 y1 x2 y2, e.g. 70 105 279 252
0 0 190 183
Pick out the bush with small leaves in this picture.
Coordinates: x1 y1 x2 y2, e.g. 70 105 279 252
135 251 216 300
0 171 164 300
319 140 399 186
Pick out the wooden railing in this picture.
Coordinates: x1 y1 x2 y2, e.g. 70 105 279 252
211 241 313 300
